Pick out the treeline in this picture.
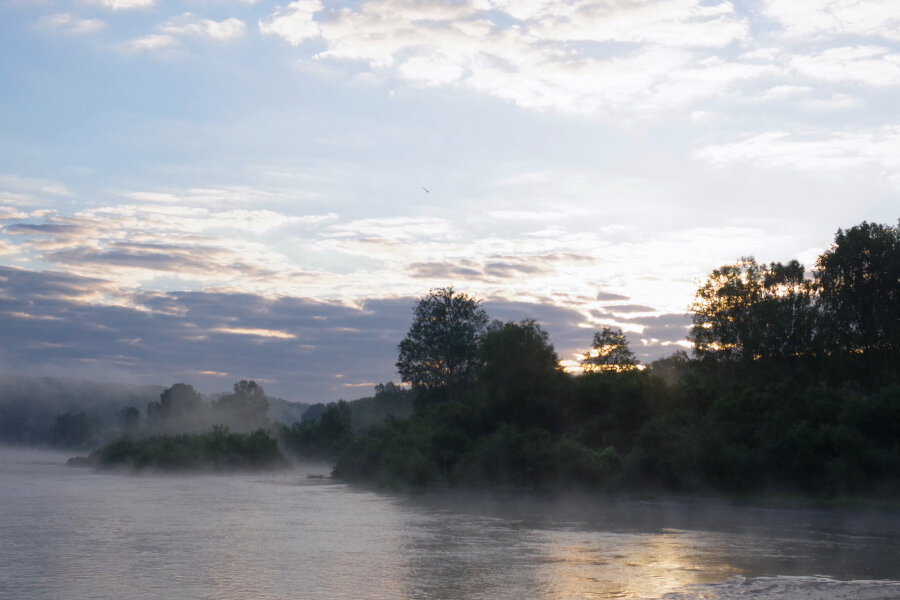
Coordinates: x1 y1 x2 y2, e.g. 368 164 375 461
52 377 413 471
1 377 310 450
293 220 900 497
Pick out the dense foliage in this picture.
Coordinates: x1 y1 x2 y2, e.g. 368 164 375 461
396 287 490 402
289 220 900 498
87 427 286 471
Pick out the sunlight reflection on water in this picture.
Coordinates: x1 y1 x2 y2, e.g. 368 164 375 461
2 448 900 600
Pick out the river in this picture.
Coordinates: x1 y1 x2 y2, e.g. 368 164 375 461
2 447 899 600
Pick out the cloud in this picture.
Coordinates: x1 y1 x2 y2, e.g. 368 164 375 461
87 0 154 9
605 304 657 314
596 292 630 302
406 257 550 281
627 313 692 354
125 34 178 52
258 0 761 115
695 126 900 173
38 13 105 34
764 0 900 41
0 267 414 402
0 266 643 402
0 175 72 199
790 46 900 86
0 200 338 291
259 0 322 46
211 327 296 339
325 216 453 241
161 14 247 41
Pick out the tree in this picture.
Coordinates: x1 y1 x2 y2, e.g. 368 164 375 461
689 257 815 362
689 257 764 361
581 326 639 372
397 287 489 400
147 383 207 433
479 319 561 395
212 380 269 432
50 411 94 448
815 221 900 357
118 406 140 436
478 319 564 429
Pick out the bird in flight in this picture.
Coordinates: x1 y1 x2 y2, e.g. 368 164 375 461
422 186 430 193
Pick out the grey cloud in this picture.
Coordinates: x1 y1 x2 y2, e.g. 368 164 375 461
483 261 547 277
44 242 281 279
605 304 657 313
6 223 86 236
625 313 692 358
407 261 488 280
408 258 552 282
597 292 630 301
0 268 412 402
0 267 688 402
0 266 112 300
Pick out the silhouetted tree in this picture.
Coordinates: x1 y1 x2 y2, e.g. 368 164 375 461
50 411 94 448
118 406 140 436
147 383 208 433
479 319 563 429
212 380 269 432
397 287 489 401
689 257 815 362
480 319 561 395
581 326 639 372
815 220 900 357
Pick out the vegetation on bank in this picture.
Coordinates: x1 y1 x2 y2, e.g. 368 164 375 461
292 220 900 497
79 427 286 472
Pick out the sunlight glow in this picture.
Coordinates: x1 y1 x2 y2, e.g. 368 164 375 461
211 328 296 339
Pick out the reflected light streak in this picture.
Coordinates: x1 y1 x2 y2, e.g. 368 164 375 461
537 530 742 599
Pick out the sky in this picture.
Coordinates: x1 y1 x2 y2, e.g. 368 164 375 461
1 0 898 403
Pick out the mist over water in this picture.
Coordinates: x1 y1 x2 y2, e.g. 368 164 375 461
3 448 900 600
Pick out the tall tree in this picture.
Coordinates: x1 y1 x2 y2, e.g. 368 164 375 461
815 221 900 357
480 319 561 395
397 287 489 400
689 257 764 361
147 383 207 433
212 380 269 432
689 257 815 361
581 326 639 372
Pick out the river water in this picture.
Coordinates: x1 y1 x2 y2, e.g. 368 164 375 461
2 448 899 600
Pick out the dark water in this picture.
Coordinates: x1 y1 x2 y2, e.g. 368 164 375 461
2 448 899 599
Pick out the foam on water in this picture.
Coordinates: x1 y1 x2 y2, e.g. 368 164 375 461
663 576 900 600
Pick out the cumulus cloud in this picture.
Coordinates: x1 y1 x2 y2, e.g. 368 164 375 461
764 0 900 41
87 0 154 9
124 34 177 52
790 46 900 86
695 126 900 173
258 0 760 115
259 0 322 46
39 13 105 34
161 13 247 41
0 196 340 292
0 175 72 199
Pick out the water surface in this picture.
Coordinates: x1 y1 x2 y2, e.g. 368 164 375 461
2 448 899 599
